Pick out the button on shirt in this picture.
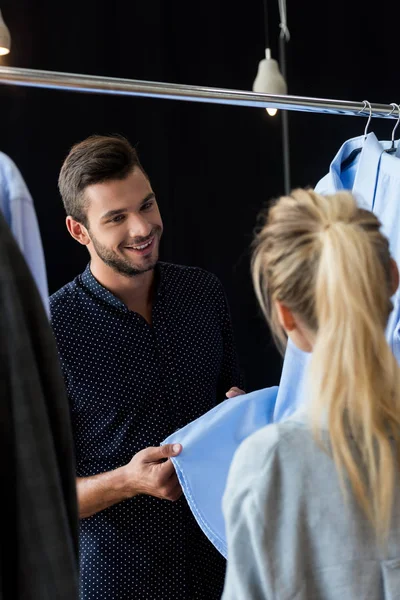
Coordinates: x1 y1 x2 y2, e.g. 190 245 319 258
50 262 243 600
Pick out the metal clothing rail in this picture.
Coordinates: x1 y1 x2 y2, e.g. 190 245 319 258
0 65 396 119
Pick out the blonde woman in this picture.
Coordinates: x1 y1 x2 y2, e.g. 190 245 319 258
222 189 400 600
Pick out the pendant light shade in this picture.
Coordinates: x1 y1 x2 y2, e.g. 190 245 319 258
0 10 11 56
253 48 287 95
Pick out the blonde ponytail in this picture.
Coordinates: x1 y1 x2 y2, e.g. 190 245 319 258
252 189 400 542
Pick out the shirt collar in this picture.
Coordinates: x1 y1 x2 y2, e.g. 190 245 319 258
80 262 167 313
328 132 373 190
325 132 386 210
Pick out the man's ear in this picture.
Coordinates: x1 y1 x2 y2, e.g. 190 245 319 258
66 216 91 246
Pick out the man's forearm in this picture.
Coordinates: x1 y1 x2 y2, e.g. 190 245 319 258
77 466 135 519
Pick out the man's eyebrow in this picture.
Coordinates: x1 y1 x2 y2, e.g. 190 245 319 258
101 194 155 220
140 193 155 205
101 208 127 220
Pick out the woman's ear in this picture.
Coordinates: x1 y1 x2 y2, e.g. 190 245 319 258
275 301 296 332
275 300 314 353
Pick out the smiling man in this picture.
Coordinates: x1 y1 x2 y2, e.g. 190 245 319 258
50 135 244 600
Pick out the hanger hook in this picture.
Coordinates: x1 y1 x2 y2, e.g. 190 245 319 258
359 100 372 140
388 103 400 149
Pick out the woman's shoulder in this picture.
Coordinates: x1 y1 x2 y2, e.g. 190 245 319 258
234 413 313 470
224 413 327 512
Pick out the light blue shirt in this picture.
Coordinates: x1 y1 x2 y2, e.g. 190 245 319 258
164 132 400 557
0 152 49 314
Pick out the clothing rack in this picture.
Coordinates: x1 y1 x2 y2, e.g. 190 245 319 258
0 66 396 120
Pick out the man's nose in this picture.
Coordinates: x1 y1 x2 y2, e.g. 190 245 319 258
128 214 152 239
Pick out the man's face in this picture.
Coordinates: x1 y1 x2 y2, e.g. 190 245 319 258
83 168 163 277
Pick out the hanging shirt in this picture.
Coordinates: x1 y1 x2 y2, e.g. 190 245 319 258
274 132 400 421
0 211 79 599
0 151 49 315
164 132 400 559
222 409 400 600
50 262 243 600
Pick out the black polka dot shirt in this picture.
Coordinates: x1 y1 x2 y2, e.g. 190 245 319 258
50 262 243 600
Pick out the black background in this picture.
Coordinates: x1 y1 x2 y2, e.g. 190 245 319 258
1 1 399 391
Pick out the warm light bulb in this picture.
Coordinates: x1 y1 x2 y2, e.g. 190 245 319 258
266 108 278 116
0 47 9 56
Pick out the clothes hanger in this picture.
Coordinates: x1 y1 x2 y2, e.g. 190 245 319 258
340 100 372 172
385 103 400 154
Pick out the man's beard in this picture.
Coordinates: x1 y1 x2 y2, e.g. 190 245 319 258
90 228 161 277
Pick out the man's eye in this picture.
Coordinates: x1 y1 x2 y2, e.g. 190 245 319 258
142 201 153 211
111 215 125 223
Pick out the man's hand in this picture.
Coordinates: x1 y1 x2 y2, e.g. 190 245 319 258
123 443 183 501
225 386 246 399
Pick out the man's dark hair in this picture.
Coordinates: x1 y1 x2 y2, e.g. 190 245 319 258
58 134 146 226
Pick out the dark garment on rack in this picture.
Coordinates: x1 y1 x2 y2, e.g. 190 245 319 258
0 211 79 599
50 262 243 600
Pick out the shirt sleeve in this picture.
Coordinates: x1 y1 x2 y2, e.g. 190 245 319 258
12 197 49 316
3 156 49 316
214 277 245 399
221 430 278 600
222 494 272 599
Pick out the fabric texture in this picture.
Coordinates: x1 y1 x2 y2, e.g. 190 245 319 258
163 386 278 557
50 262 243 600
222 411 400 600
0 211 79 599
0 151 49 314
